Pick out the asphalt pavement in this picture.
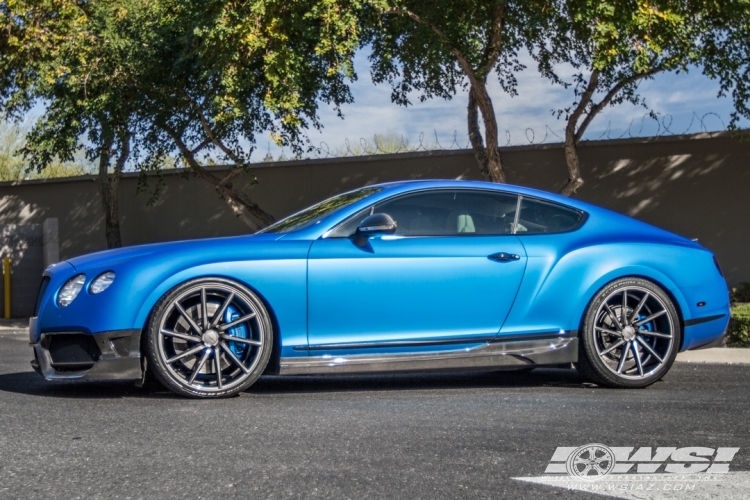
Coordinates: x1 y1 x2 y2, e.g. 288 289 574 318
1 331 749 500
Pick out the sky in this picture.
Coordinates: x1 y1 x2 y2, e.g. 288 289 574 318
254 48 746 162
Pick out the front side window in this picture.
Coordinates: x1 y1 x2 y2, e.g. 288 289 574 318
516 198 584 234
329 189 519 237
260 187 382 233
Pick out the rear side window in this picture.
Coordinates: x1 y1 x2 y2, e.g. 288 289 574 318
516 198 584 234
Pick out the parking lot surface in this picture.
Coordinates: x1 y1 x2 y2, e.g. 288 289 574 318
1 332 749 499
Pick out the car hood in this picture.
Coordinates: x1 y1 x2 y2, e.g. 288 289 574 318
65 233 285 271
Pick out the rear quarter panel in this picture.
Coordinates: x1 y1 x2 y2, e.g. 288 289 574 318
500 212 728 351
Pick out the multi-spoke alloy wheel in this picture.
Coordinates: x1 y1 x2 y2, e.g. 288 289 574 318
145 278 272 398
577 278 681 388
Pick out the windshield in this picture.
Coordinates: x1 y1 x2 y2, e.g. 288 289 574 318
259 187 383 234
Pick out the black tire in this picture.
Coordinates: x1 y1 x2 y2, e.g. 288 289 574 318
144 277 273 398
576 277 681 388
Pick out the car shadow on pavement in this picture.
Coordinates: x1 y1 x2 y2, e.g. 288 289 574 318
0 370 182 399
0 367 592 399
248 367 591 395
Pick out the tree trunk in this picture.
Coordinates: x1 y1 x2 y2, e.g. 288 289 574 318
467 89 489 179
97 135 121 249
97 129 130 248
467 83 506 183
188 165 275 230
560 128 584 196
558 71 600 197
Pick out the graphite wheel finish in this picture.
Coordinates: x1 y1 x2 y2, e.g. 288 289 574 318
145 278 272 398
577 277 681 388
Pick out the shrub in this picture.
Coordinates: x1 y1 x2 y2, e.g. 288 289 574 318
727 304 750 347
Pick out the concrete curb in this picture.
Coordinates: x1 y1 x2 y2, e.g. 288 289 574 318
0 319 28 330
676 348 750 365
0 319 29 338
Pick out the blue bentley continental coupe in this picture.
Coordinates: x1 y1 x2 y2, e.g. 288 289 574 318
29 180 730 398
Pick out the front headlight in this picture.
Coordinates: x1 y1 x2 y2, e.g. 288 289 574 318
90 271 116 294
57 274 86 307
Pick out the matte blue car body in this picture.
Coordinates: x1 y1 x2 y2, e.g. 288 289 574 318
31 180 729 366
307 235 528 355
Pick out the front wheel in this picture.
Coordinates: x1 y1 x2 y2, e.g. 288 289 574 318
576 278 681 388
144 278 273 398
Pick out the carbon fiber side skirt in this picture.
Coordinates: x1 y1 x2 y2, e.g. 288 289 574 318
279 336 578 376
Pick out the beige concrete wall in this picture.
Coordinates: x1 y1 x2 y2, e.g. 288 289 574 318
1 132 747 286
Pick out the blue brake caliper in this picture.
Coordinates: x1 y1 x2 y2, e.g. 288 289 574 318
224 305 249 358
637 313 654 348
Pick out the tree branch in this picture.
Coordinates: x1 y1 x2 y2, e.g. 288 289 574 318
567 70 600 143
113 126 131 177
190 137 212 156
478 4 504 79
575 65 665 141
382 7 480 86
159 120 274 229
186 95 247 167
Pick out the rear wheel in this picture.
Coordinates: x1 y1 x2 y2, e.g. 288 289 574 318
577 278 681 388
145 278 272 398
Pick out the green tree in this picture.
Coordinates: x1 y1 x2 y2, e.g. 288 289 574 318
0 0 158 247
133 0 365 230
534 0 710 195
700 1 750 131
2 0 365 235
365 0 554 183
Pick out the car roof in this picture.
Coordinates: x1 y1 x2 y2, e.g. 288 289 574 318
367 179 597 212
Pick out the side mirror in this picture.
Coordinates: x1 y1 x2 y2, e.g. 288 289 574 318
353 213 397 246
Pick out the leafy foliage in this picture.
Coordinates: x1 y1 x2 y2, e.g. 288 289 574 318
728 303 750 347
700 0 750 130
127 0 367 229
0 0 153 169
1 0 369 231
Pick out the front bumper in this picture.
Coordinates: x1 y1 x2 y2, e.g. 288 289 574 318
30 329 142 381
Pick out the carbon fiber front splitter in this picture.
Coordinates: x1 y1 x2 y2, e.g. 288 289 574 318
31 329 142 381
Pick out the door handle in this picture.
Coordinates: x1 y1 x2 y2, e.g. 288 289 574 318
488 252 520 262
